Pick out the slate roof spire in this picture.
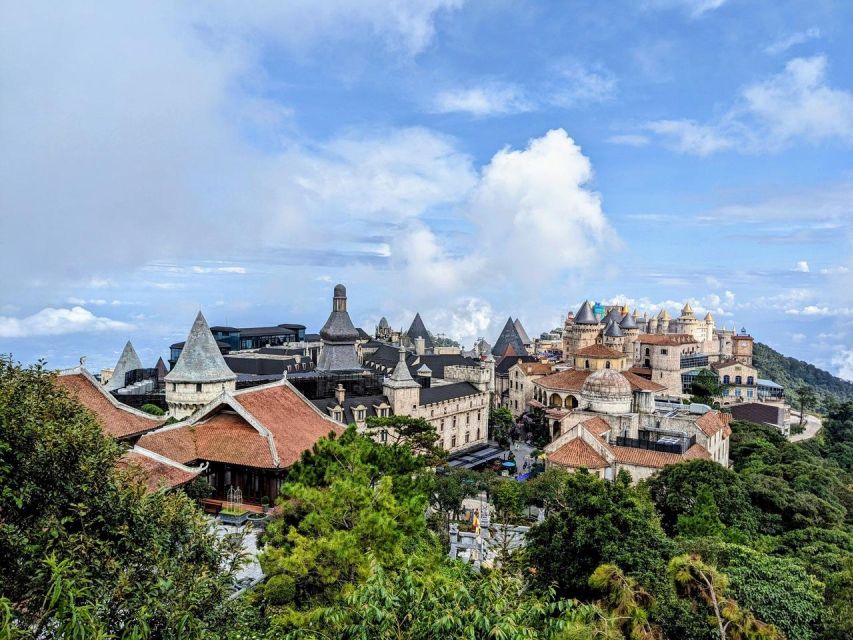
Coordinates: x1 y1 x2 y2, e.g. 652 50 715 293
385 343 420 389
406 313 434 351
513 318 531 345
316 284 361 371
105 340 144 391
492 316 527 357
166 312 236 384
574 301 598 325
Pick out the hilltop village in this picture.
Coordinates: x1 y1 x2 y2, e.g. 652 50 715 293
57 284 788 501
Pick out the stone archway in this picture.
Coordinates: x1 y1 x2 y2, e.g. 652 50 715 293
549 393 562 408
564 395 578 409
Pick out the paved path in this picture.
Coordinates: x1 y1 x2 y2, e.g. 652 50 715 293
790 412 822 442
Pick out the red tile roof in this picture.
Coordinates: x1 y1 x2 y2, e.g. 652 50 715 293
636 334 697 346
695 411 726 437
138 381 344 470
621 371 667 392
56 372 161 439
536 369 591 392
118 450 200 491
611 443 710 468
574 344 625 358
549 437 609 469
516 362 554 376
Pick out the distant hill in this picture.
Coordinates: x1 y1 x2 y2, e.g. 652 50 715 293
753 342 853 408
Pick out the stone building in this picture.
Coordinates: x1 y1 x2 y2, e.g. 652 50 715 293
104 340 143 391
316 284 362 371
711 359 759 403
506 360 554 416
165 311 237 419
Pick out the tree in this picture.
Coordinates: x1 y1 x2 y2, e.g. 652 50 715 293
139 403 165 416
428 468 481 546
0 358 248 639
691 369 725 405
364 415 446 465
526 470 674 600
668 554 783 640
588 564 660 640
676 487 726 539
491 406 514 447
794 385 817 427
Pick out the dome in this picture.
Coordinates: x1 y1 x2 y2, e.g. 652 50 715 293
334 284 346 297
582 369 632 414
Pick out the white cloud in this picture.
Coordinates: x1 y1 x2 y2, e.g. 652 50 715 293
637 55 853 155
644 0 728 18
820 266 850 275
0 307 132 338
431 83 532 116
793 260 810 273
765 28 821 56
551 61 617 107
832 349 853 381
607 134 650 147
191 266 248 274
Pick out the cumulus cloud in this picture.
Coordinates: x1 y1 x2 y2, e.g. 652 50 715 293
793 260 810 273
0 307 132 338
633 55 853 155
551 61 617 107
431 83 532 116
765 27 821 56
832 349 853 381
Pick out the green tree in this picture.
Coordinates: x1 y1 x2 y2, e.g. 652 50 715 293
794 385 817 427
491 406 515 447
676 487 726 539
691 369 726 404
588 564 659 640
526 470 674 600
0 358 247 639
139 402 165 416
364 414 446 465
668 554 783 640
428 468 481 546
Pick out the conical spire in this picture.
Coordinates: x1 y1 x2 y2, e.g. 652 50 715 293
620 312 637 329
604 321 624 337
704 312 714 323
406 313 434 350
681 302 694 316
317 284 361 370
513 318 531 345
492 316 527 357
378 316 390 329
154 356 168 380
575 301 598 325
385 343 420 389
105 340 144 390
165 312 236 383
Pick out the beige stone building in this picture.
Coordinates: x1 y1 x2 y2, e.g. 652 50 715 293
506 360 554 416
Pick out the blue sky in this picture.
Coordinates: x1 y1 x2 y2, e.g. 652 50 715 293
1 0 852 379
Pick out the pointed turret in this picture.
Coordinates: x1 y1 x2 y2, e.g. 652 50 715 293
658 308 671 321
492 317 527 357
386 344 419 388
513 318 531 345
604 321 624 337
682 302 694 315
317 284 361 371
166 312 235 384
154 356 168 381
378 316 389 329
704 312 714 323
105 341 144 391
619 312 637 330
574 301 598 325
406 313 434 352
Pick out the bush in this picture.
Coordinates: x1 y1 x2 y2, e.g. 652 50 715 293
140 403 166 416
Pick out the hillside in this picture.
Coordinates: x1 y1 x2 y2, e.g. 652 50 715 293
753 342 853 407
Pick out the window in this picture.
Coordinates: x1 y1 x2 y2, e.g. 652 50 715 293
440 419 444 431
605 361 611 369
747 376 754 385
466 414 470 425
476 428 481 440
196 383 202 392
380 429 388 443
585 359 590 369
660 348 668 355
735 376 742 385
451 435 457 448
171 383 176 392
645 348 650 356
452 416 457 428
723 375 730 384
465 432 470 443
747 389 754 398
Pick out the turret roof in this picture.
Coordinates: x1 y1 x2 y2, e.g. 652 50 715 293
513 318 531 345
604 320 624 337
492 317 528 357
658 309 671 320
406 313 434 350
704 312 714 322
385 344 421 389
378 316 390 329
105 341 144 391
574 301 598 325
682 302 694 315
619 312 637 329
165 313 236 384
319 285 360 343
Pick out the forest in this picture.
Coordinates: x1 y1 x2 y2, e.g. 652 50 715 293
1 359 852 639
753 342 853 407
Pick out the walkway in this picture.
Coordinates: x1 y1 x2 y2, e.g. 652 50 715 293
790 412 822 442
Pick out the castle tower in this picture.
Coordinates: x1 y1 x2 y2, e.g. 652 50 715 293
567 301 601 358
602 320 626 352
165 312 237 419
619 311 639 355
657 309 671 334
732 328 754 366
105 340 144 391
647 314 658 335
376 316 392 341
678 302 700 340
316 284 361 371
383 343 421 417
704 312 715 343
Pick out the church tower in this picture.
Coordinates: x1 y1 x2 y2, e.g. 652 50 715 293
165 312 236 419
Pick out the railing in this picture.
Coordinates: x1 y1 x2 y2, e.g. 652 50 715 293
614 435 695 455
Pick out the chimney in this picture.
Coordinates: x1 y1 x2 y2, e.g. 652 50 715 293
417 365 432 388
414 335 425 355
335 383 346 404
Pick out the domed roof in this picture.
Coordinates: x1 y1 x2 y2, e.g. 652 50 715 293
378 316 390 329
582 368 631 399
334 283 346 297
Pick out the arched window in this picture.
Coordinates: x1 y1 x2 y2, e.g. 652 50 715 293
605 361 611 369
585 359 590 369
645 348 650 356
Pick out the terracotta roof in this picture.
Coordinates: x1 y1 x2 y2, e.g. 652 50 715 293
611 443 710 468
621 371 667 392
536 368 592 392
636 334 697 346
695 411 726 437
710 358 747 371
628 366 652 377
549 437 609 469
56 372 161 440
581 416 611 436
118 450 200 491
138 380 344 470
516 362 554 376
574 344 624 358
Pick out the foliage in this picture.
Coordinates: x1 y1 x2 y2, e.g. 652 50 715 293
691 369 726 404
646 460 758 538
676 488 726 539
182 475 214 501
794 385 818 426
526 469 674 600
491 406 515 447
139 402 166 416
363 414 446 465
0 358 247 639
668 554 783 640
428 468 483 547
588 564 660 640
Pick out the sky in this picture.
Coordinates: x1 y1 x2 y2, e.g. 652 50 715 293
1 0 852 379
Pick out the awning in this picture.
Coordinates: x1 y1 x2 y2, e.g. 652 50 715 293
447 444 506 469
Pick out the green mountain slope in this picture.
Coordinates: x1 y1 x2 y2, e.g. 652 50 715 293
753 342 853 407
